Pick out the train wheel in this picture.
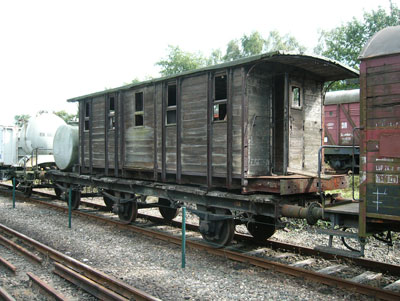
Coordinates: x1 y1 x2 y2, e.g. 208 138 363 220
54 187 62 198
64 185 80 210
103 190 114 211
23 185 33 197
118 193 138 224
158 198 179 221
198 206 235 248
246 215 276 242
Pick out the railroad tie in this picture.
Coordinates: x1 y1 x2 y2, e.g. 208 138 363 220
384 279 400 292
289 259 316 268
351 271 383 285
316 264 347 275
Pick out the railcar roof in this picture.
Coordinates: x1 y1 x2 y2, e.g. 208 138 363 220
359 25 400 60
67 51 359 102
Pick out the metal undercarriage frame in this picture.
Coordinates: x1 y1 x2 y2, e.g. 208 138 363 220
46 170 323 223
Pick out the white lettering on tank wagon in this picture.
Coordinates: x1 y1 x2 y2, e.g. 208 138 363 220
375 174 399 184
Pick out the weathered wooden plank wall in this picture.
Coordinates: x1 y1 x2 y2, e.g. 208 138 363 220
246 67 273 176
181 74 207 175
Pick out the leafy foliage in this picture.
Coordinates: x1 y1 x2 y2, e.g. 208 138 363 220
157 31 306 75
156 45 208 77
54 110 78 123
14 114 30 127
315 4 400 70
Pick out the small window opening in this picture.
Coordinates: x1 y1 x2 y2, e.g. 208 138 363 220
84 101 90 131
213 74 228 121
85 102 90 118
135 92 144 126
215 75 227 101
108 96 115 130
213 103 227 121
109 97 115 112
166 84 177 125
291 86 301 108
329 111 333 116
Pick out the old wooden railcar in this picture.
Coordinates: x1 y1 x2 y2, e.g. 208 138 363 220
72 52 356 190
49 52 358 246
320 26 400 256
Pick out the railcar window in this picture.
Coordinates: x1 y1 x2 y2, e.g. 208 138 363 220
166 84 177 125
214 74 227 121
291 86 301 109
135 92 144 127
84 101 90 131
108 96 116 130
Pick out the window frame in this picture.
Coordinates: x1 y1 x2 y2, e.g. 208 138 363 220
166 82 177 126
84 100 90 132
134 91 144 127
213 72 228 122
290 85 303 110
108 96 116 131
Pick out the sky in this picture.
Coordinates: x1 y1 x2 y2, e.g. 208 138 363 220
0 0 398 125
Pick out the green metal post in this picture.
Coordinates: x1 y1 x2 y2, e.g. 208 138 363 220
181 206 186 268
68 188 72 229
12 178 16 209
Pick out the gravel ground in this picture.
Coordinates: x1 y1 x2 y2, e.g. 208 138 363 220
0 194 379 300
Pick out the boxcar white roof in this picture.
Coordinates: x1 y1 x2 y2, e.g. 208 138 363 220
359 25 400 60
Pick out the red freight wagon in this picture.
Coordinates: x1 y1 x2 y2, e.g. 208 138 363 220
359 25 400 229
324 89 360 171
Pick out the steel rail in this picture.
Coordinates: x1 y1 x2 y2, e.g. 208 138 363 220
27 272 67 301
2 186 400 300
0 255 17 274
0 287 16 301
0 233 43 264
0 223 160 301
53 263 128 301
76 200 400 277
7 195 400 300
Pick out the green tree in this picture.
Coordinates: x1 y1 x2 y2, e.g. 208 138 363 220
156 31 306 76
54 110 78 123
241 31 266 56
156 45 208 76
223 31 306 61
223 39 243 62
14 114 30 127
265 30 307 53
315 4 400 70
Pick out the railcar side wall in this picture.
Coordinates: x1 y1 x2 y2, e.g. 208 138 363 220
77 61 326 188
360 54 400 223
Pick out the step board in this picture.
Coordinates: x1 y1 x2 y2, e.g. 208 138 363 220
315 245 363 258
317 228 359 239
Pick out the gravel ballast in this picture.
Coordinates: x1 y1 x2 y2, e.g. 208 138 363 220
0 194 380 300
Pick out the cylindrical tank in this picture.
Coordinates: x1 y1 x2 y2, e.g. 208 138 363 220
53 124 79 171
20 112 66 155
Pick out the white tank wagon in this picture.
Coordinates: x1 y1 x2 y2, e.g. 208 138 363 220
0 112 66 195
53 125 79 171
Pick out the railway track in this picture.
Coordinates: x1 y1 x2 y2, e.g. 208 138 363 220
0 221 161 301
1 185 400 300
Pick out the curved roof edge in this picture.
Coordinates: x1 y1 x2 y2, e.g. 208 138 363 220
68 51 359 102
359 26 400 60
